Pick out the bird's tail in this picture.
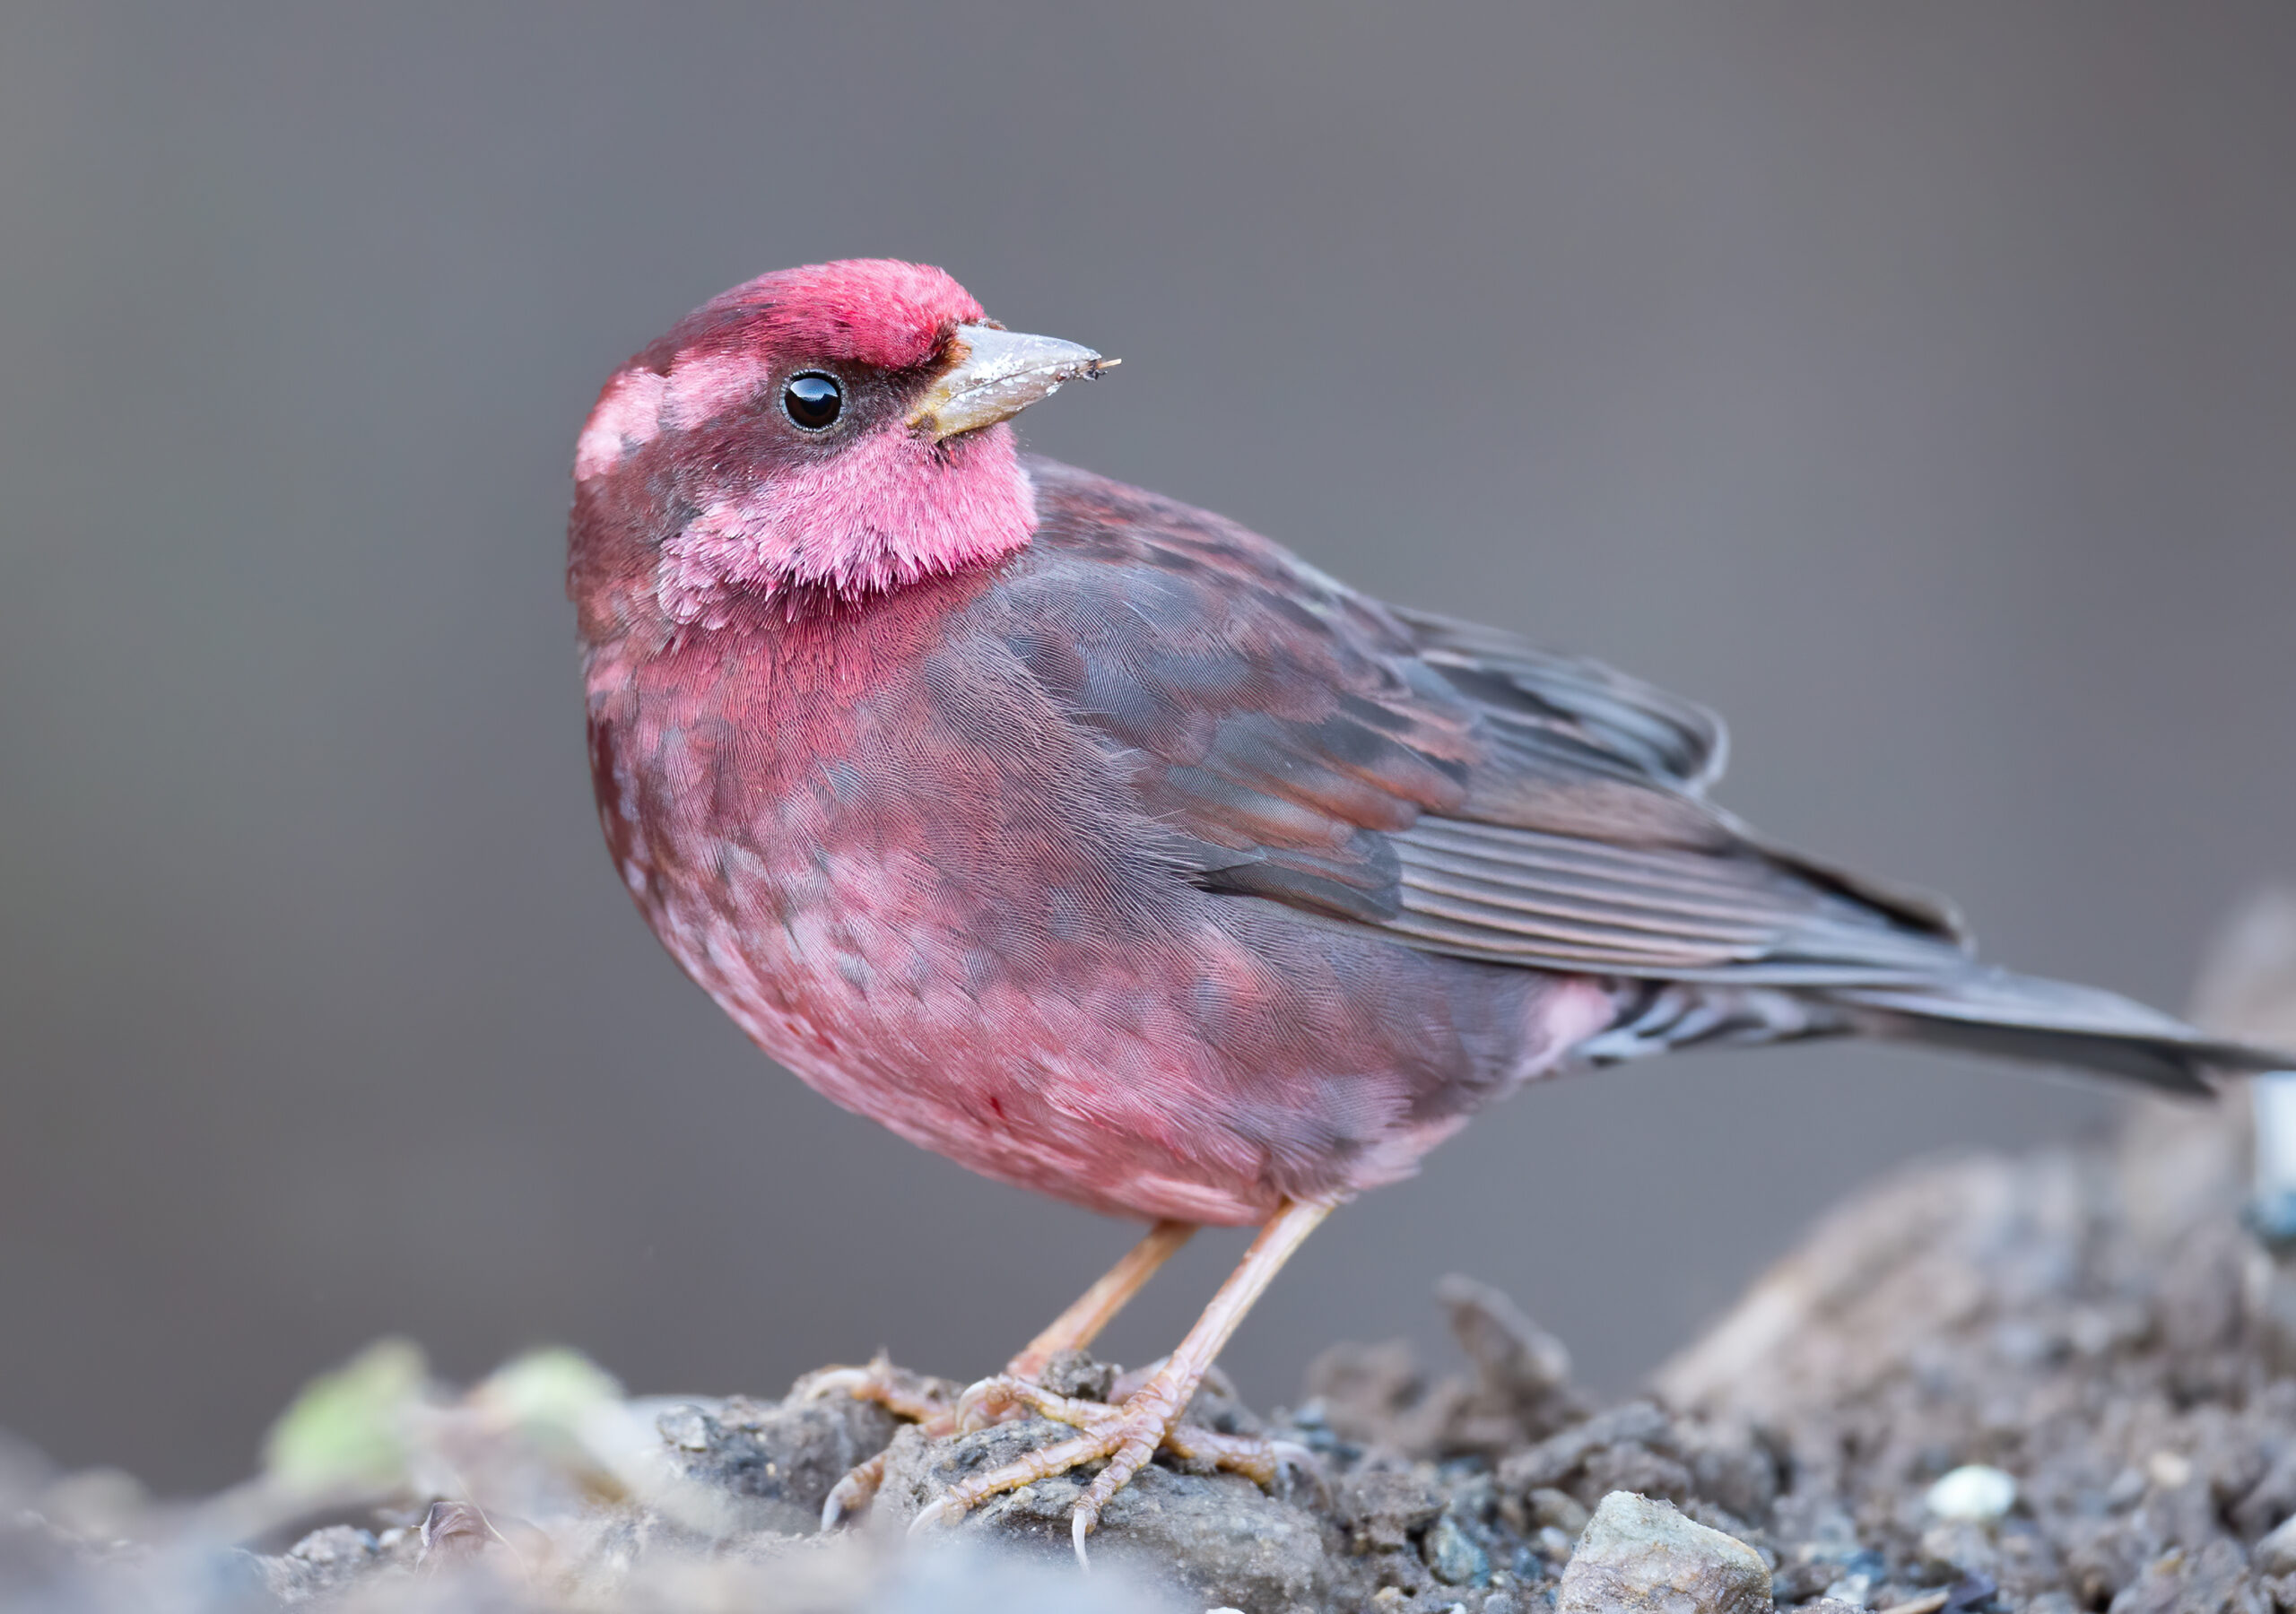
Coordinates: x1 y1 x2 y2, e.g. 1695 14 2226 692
1574 967 2292 1097
1823 968 2290 1096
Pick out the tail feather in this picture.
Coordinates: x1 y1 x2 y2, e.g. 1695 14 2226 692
1827 967 2293 1097
1568 965 2295 1097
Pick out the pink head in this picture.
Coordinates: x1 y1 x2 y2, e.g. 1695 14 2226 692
569 259 1110 635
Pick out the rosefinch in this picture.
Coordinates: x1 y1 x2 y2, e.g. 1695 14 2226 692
568 259 2289 1556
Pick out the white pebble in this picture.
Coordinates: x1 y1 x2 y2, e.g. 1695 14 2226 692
1925 1463 2017 1521
2147 1451 2194 1489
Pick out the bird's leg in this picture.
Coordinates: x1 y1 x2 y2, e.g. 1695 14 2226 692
917 1198 1333 1565
807 1218 1195 1528
1002 1218 1194 1381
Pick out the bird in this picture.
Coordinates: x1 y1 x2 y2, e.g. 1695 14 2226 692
567 257 2291 1559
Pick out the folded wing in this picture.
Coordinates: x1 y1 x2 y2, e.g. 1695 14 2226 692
1006 460 2283 1092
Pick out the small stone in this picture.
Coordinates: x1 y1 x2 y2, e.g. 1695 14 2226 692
288 1525 378 1566
1528 1488 1591 1536
258 1524 384 1603
2254 1513 2296 1576
2145 1450 2195 1490
1918 1520 2000 1583
2109 1537 2248 1614
2235 1447 2296 1538
1924 1464 2016 1522
1037 1348 1117 1403
1335 1468 1446 1554
654 1403 711 1452
1424 1511 1491 1586
1822 1571 1874 1605
1581 1443 1695 1505
1555 1491 1771 1614
2020 1596 2081 1614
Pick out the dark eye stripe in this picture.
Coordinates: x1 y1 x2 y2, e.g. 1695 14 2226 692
783 372 843 430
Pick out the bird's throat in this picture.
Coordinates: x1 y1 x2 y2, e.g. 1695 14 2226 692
652 425 1037 625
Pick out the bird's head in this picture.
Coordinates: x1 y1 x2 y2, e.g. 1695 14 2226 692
569 259 1110 634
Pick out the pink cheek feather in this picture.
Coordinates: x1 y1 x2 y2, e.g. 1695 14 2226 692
654 421 1038 621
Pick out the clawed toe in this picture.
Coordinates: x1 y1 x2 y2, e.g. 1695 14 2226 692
803 1355 962 1532
907 1493 960 1536
820 1450 889 1531
795 1366 875 1401
953 1371 1108 1434
796 1354 958 1425
912 1375 1294 1560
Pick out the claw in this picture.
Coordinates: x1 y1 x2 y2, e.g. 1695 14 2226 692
1073 1507 1091 1570
796 1366 876 1401
909 1494 961 1535
952 1375 1004 1433
820 1451 887 1532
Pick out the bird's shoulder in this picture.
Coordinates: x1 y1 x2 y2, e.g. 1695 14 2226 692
1008 457 1726 813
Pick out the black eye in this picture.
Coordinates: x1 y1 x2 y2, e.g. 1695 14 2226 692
782 371 843 430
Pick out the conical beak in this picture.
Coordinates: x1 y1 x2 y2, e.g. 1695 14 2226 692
905 323 1117 441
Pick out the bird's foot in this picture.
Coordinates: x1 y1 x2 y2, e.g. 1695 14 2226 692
795 1353 961 1426
914 1369 1301 1565
797 1355 963 1530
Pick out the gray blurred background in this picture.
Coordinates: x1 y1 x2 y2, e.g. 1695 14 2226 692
3 4 2292 1494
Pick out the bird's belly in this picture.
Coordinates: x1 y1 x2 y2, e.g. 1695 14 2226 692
627 823 1612 1226
638 846 1306 1222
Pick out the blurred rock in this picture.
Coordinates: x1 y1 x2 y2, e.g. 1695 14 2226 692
1924 1464 2015 1522
1552 1491 1770 1614
2251 1514 2296 1577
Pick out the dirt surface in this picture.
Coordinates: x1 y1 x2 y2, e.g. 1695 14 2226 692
9 1081 2296 1614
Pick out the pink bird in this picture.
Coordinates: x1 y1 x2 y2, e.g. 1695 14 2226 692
568 258 2288 1555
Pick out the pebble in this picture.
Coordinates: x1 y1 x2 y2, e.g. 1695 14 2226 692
1424 1510 1491 1586
1924 1464 2016 1522
1823 1572 1874 1604
2145 1450 2194 1490
1526 1486 1591 1535
653 1404 711 1452
1555 1491 1771 1614
2254 1513 2296 1576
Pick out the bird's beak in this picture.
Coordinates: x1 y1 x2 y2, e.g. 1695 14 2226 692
906 323 1117 441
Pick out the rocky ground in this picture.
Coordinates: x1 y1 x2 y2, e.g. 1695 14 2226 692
10 904 2296 1613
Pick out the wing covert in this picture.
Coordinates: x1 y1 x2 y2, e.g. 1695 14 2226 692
1005 459 1966 984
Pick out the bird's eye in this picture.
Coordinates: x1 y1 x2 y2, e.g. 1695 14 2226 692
782 372 844 430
